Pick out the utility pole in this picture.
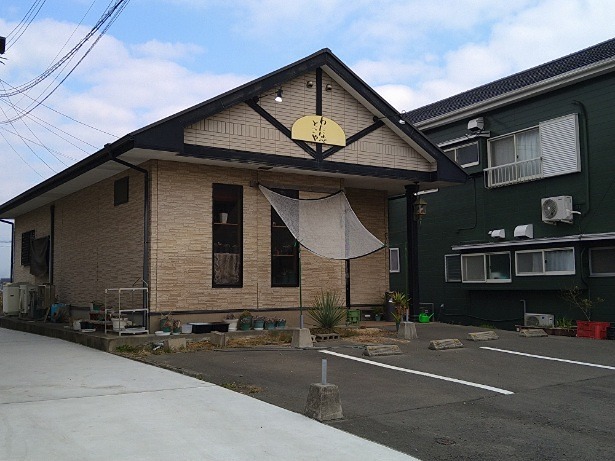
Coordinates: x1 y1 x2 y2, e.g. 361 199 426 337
0 36 6 63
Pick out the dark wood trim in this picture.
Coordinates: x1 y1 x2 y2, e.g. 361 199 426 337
316 68 322 115
322 119 384 160
181 144 434 182
245 98 318 159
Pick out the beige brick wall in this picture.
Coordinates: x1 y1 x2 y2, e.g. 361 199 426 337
13 169 145 306
149 161 387 313
13 207 52 285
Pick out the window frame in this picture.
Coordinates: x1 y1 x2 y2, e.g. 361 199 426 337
212 183 243 288
589 247 615 277
114 176 130 206
443 141 480 168
515 247 575 276
487 126 540 168
461 251 511 283
271 189 299 287
444 254 461 282
389 248 401 273
20 229 35 266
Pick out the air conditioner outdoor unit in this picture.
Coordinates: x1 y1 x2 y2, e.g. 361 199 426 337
541 196 573 224
524 313 555 328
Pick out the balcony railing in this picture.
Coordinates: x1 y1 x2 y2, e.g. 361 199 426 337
484 157 543 188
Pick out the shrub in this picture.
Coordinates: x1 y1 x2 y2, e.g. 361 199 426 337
308 291 346 330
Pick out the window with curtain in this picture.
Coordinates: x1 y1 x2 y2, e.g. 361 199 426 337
461 252 511 283
212 183 243 288
271 189 299 287
515 248 575 276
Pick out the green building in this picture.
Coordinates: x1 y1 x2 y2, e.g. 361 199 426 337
390 38 615 329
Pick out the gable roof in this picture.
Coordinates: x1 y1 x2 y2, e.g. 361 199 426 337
0 48 466 219
405 38 615 127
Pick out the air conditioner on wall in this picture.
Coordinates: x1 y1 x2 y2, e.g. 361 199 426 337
541 196 573 224
524 313 555 328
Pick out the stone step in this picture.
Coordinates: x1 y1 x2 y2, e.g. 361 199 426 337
519 328 548 337
363 345 402 356
429 338 464 350
467 331 499 341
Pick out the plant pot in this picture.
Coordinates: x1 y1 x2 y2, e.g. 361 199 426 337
275 320 286 330
224 319 238 331
189 322 213 334
160 319 172 332
238 318 252 331
374 314 382 321
253 319 265 330
576 320 610 339
264 321 276 330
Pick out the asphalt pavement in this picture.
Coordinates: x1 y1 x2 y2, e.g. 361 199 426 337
144 323 615 461
0 327 418 461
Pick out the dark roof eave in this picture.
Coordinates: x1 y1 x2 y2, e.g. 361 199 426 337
0 137 134 218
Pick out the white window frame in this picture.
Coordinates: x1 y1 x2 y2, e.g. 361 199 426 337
443 141 479 168
461 252 511 283
444 254 461 282
515 247 575 276
589 247 615 277
389 248 400 273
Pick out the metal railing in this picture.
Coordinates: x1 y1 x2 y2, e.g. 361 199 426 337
484 157 543 188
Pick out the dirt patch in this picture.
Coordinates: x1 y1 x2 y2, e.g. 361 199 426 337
220 381 264 395
227 331 292 348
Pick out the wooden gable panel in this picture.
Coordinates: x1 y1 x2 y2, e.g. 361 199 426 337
184 70 432 172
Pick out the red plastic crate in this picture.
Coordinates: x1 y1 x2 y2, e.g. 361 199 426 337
576 321 610 339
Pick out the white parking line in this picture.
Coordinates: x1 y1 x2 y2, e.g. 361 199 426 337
481 347 615 370
319 350 514 395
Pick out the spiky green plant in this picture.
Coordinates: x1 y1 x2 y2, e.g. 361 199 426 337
308 291 346 330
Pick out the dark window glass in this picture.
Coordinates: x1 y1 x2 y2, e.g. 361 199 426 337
21 230 35 266
212 184 243 287
271 189 299 287
114 177 129 206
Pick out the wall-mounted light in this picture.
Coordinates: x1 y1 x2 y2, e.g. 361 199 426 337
399 110 406 125
488 229 506 239
413 197 427 221
325 83 332 91
306 81 314 88
274 88 283 103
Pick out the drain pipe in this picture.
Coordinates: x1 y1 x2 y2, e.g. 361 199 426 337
110 157 149 307
0 219 14 282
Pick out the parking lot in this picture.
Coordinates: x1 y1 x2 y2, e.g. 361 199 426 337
144 323 615 461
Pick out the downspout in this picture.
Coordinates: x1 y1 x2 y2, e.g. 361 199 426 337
0 219 14 282
572 101 590 217
49 206 54 284
110 157 149 313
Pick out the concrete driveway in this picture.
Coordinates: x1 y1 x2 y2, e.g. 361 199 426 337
0 327 417 461
144 323 615 461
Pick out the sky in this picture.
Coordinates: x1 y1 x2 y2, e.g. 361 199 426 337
0 0 614 279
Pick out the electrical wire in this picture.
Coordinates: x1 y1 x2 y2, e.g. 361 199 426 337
6 0 47 51
0 131 45 178
0 0 130 100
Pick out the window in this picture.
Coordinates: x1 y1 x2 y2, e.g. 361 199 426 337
485 113 580 188
212 184 242 287
589 247 615 276
389 248 401 273
114 176 129 206
461 252 511 283
271 189 299 287
444 142 479 167
21 230 35 266
515 248 575 276
445 254 461 282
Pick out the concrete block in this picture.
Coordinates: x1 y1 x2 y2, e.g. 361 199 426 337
429 338 464 350
314 333 340 341
467 331 499 341
519 329 548 337
210 332 228 347
363 345 402 357
163 337 186 351
398 321 418 339
291 328 313 348
304 383 343 421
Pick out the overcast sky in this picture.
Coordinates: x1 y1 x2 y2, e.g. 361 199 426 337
0 0 614 278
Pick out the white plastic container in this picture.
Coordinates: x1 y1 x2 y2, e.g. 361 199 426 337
181 323 192 334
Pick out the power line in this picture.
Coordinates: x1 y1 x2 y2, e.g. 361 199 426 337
0 130 45 178
6 0 47 50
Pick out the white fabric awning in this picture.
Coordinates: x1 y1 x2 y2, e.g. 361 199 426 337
259 185 384 260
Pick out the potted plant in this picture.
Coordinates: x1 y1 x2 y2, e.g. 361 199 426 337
238 310 252 331
264 317 276 330
373 305 383 321
275 318 286 329
562 286 607 339
223 313 239 332
159 313 173 333
172 319 182 335
252 316 265 330
549 317 576 337
308 291 346 331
